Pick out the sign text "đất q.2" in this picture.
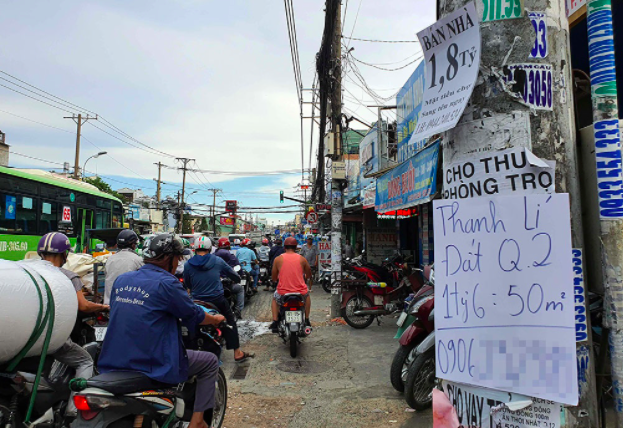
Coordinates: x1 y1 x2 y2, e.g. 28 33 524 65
433 194 578 405
413 1 481 141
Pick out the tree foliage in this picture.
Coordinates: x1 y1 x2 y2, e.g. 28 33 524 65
85 177 125 201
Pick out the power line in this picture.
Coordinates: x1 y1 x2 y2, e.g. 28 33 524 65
0 109 74 133
342 35 419 43
0 69 178 159
350 53 422 71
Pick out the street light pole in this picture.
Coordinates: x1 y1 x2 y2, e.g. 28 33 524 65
82 151 108 181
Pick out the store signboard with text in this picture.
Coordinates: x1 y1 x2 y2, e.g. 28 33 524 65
433 194 577 404
359 126 380 176
375 141 440 212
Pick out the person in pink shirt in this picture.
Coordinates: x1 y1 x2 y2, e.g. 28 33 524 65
270 237 312 333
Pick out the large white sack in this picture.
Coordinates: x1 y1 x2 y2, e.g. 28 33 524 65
0 259 78 364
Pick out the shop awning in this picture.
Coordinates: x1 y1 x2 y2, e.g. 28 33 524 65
374 140 440 212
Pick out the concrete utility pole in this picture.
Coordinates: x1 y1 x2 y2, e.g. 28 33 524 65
329 0 343 318
154 162 163 204
64 114 98 179
585 0 623 425
436 0 597 426
208 188 222 235
176 158 194 234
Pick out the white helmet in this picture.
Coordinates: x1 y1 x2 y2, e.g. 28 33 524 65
195 236 213 251
234 238 241 246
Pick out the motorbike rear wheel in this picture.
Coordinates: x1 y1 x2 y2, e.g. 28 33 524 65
342 295 375 329
289 331 298 358
390 342 417 393
404 348 435 410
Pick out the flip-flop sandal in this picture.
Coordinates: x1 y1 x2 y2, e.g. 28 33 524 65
235 351 255 363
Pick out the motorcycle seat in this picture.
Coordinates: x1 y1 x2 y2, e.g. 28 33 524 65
86 371 176 395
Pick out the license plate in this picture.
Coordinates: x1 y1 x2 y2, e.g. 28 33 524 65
396 312 408 327
260 268 267 274
240 279 247 285
285 311 303 323
374 296 384 306
95 326 107 341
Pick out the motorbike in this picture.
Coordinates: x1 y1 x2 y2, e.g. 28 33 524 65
221 276 241 321
340 256 422 329
277 293 312 358
238 263 254 300
390 265 434 393
258 260 271 287
0 343 99 428
70 303 229 428
404 314 435 411
319 263 332 293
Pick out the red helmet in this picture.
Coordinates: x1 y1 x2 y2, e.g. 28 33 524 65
241 238 251 246
218 237 230 248
284 237 298 247
262 238 269 245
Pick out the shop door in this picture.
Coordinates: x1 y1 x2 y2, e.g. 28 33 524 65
76 208 94 252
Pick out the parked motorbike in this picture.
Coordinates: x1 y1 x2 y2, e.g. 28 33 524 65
390 265 434 393
277 293 312 358
340 258 422 329
319 263 332 293
0 343 99 428
70 303 228 428
404 316 435 410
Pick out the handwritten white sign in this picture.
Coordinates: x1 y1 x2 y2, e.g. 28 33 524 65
433 194 578 405
413 1 481 140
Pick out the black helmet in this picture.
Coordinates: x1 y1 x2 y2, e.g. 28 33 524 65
117 229 139 249
142 233 191 260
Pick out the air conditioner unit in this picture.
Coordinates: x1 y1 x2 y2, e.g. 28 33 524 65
324 133 335 156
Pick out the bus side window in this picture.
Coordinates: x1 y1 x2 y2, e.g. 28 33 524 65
17 196 37 234
39 200 58 234
0 193 16 232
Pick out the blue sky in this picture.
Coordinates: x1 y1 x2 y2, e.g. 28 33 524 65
0 0 436 223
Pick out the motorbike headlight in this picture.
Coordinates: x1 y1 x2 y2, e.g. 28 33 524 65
409 295 434 315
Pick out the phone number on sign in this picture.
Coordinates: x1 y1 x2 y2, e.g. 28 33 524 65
503 64 553 111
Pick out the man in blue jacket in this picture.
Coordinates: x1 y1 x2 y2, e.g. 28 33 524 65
184 236 253 362
99 234 224 428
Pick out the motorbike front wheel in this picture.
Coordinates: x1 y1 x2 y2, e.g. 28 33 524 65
212 367 228 428
342 295 375 329
404 348 435 410
321 277 331 293
390 342 418 393
289 331 298 358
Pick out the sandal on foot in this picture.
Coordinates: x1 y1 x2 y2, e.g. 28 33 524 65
235 351 255 363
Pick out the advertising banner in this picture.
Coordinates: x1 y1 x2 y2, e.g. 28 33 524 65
396 61 426 163
441 380 563 428
359 126 379 176
318 240 331 268
433 194 578 404
220 217 234 226
345 155 361 207
375 141 440 212
362 182 376 209
443 147 555 199
412 2 481 141
366 228 397 264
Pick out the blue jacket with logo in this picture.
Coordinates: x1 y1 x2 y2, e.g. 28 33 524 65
98 264 205 384
183 253 240 300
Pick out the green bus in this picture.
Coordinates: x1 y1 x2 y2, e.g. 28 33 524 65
0 165 124 261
